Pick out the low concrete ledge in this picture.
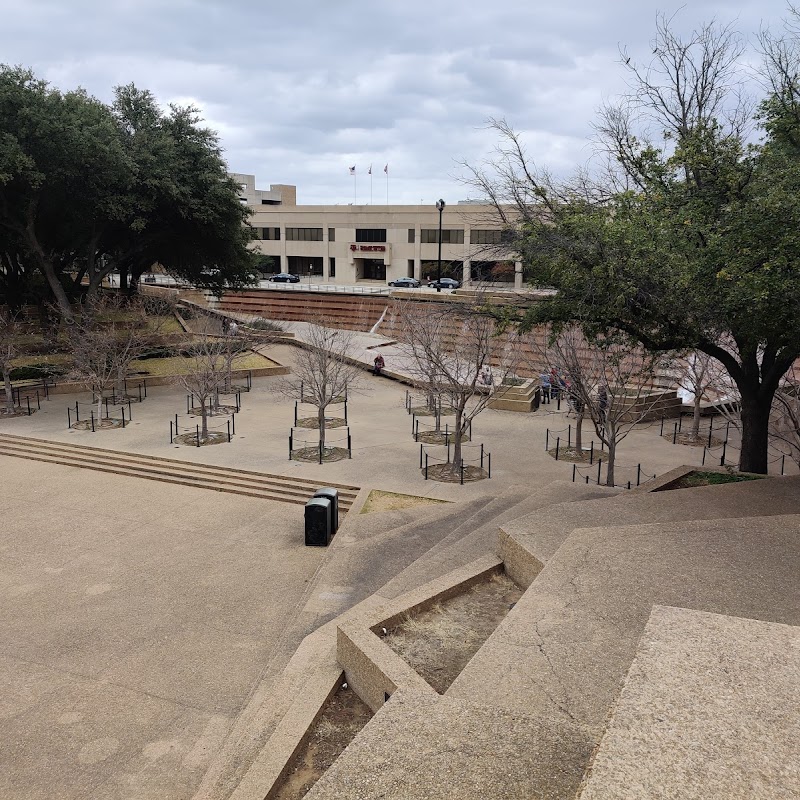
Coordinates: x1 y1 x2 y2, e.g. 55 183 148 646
337 554 503 713
498 528 543 589
230 662 344 800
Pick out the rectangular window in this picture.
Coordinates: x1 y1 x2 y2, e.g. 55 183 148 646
421 229 464 244
471 229 502 245
408 228 415 243
328 228 336 242
286 228 323 241
258 227 280 240
355 229 387 243
329 257 336 277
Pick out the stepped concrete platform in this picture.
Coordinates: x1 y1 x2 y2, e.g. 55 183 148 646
502 473 800 564
445 512 800 797
0 433 359 510
305 689 593 800
578 606 800 799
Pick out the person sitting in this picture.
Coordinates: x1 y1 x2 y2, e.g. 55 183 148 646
373 354 385 375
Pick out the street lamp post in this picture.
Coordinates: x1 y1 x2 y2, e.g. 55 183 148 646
435 199 445 292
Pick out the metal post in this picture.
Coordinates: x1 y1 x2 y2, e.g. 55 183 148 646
289 431 293 459
720 441 727 466
627 481 631 490
196 425 200 447
672 422 678 444
702 446 707 465
294 401 298 426
187 394 190 414
546 429 549 451
344 398 348 422
637 463 641 486
231 414 235 435
557 394 561 411
127 399 132 420
572 464 577 482
435 198 445 291
26 396 31 416
35 390 40 409
121 407 126 428
75 401 80 422
227 420 231 442
678 415 683 432
488 452 491 478
414 419 419 442
420 443 423 468
447 437 451 464
91 412 95 432
660 416 664 436
348 432 352 458
597 459 602 485
67 407 71 429
585 475 589 484
424 454 429 480
143 378 147 398
568 424 571 448
589 441 594 465
460 463 465 485
707 421 713 447
555 437 560 460
782 454 786 475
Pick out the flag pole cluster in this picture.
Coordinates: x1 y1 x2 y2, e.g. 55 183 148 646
347 164 389 203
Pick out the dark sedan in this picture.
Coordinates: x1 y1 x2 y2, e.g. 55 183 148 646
269 273 301 283
428 277 461 290
388 277 421 288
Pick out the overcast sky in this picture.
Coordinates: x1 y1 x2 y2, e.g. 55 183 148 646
0 1 791 204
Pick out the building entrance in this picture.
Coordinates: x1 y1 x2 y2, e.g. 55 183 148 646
358 258 386 281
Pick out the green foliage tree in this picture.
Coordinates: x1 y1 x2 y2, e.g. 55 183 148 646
467 17 800 473
0 68 257 317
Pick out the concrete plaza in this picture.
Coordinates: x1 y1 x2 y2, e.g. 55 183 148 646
0 341 760 799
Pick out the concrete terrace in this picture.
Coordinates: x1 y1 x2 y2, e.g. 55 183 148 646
1 306 798 799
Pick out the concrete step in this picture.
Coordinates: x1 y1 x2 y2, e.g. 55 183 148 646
446 512 800 797
0 434 359 510
502 473 800 565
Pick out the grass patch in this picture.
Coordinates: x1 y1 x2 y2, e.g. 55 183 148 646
360 490 448 514
668 470 764 489
130 351 278 377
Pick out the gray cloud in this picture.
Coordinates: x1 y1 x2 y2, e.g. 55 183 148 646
0 0 790 204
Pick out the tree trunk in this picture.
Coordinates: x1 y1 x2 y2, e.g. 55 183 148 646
605 435 616 487
119 265 129 293
452 406 464 471
690 394 702 440
739 392 771 473
3 368 15 414
200 402 209 439
575 409 583 452
35 250 73 322
319 405 327 451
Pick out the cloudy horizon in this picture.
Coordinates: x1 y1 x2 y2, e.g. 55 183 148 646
0 0 790 205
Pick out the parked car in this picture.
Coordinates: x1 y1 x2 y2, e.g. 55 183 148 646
269 272 301 283
388 277 421 288
428 277 461 290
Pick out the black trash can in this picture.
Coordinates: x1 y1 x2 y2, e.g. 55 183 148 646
313 487 339 534
305 497 332 546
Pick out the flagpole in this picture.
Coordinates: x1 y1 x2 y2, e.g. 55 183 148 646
370 165 373 205
385 164 389 204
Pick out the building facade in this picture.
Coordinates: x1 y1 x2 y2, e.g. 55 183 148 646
232 174 522 287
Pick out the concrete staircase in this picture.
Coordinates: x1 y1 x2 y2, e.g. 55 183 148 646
0 433 359 511
297 473 800 799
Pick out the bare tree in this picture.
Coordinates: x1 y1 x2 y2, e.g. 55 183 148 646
397 300 519 474
284 322 361 451
0 309 24 415
771 363 800 468
175 320 228 441
535 326 667 486
671 351 718 441
68 295 157 419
